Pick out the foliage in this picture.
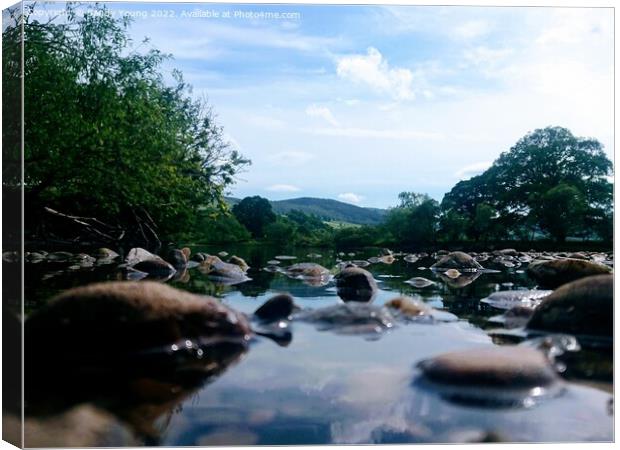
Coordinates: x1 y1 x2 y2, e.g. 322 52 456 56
9 3 249 243
441 127 613 242
171 208 251 244
232 196 276 238
533 184 588 242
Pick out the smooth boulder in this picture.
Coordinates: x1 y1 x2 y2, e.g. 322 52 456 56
228 255 249 273
526 258 611 289
431 251 483 273
418 346 559 389
254 293 296 322
334 266 378 302
526 274 612 338
25 281 252 361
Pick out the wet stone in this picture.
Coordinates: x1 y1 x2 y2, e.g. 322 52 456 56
25 281 252 362
133 259 176 276
228 255 249 272
335 267 378 302
480 289 552 310
526 274 613 339
404 277 435 288
417 346 560 390
431 251 483 273
254 293 297 322
526 258 611 289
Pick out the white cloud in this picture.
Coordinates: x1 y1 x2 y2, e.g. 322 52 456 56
338 193 364 204
455 161 492 180
536 9 611 46
303 127 444 141
463 46 513 67
305 104 340 127
453 20 493 40
266 151 315 167
266 184 301 192
336 47 415 101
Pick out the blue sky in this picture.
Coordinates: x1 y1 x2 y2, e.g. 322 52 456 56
29 2 615 208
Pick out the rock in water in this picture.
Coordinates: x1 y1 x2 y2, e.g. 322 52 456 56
95 248 119 259
132 259 176 277
418 346 558 387
404 277 435 288
431 251 483 272
526 258 611 289
334 267 378 302
228 255 249 272
25 281 252 361
385 296 433 317
295 303 394 336
285 263 330 281
126 247 162 265
480 289 552 310
199 255 251 285
254 293 297 322
526 274 613 338
166 249 188 269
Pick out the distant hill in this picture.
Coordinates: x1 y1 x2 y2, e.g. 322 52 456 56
225 196 387 225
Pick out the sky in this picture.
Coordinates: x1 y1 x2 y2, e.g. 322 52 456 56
26 2 615 208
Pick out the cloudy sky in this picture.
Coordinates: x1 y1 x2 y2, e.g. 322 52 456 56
34 2 615 208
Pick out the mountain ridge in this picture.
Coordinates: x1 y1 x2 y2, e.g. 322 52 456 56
225 196 387 225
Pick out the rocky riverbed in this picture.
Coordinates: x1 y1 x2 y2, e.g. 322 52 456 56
6 245 614 446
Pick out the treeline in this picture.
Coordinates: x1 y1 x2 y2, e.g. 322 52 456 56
198 127 613 249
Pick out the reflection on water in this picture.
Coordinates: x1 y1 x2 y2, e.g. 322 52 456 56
23 245 613 445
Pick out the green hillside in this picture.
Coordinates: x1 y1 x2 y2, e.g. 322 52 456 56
225 196 387 225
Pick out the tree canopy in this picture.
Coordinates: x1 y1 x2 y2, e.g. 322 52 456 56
6 3 249 246
442 126 613 242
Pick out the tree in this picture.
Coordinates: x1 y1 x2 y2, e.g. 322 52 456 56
7 4 249 245
534 184 588 242
383 192 439 247
441 127 613 241
232 196 276 238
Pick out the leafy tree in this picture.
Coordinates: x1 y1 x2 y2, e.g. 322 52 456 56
534 184 588 242
383 193 439 247
7 3 249 244
438 210 469 242
232 196 276 238
441 127 613 242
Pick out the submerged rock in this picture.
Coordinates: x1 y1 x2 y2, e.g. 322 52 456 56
431 251 483 273
25 281 252 362
285 262 330 279
437 271 481 289
295 303 394 336
404 254 419 263
404 277 436 288
95 248 119 259
335 267 378 302
481 289 552 310
386 296 457 322
416 346 563 407
526 275 613 339
254 293 297 322
199 256 251 285
228 255 249 272
166 248 188 269
132 259 176 277
126 247 161 266
526 258 611 289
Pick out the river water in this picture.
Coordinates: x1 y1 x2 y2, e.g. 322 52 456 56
23 244 613 445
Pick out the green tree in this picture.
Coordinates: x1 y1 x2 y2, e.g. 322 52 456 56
534 184 588 242
383 193 439 247
7 4 249 245
232 196 276 238
441 127 613 241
